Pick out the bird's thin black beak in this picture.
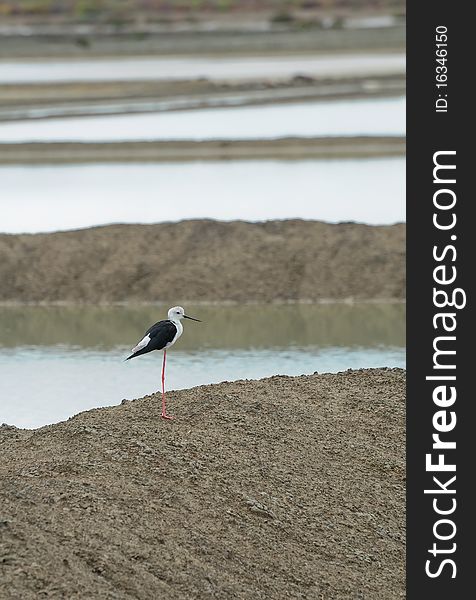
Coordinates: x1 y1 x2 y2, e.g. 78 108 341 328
184 315 201 322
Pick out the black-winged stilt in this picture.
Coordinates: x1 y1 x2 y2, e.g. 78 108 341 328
126 306 201 419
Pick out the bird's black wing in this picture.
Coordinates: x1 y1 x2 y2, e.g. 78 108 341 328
126 320 177 360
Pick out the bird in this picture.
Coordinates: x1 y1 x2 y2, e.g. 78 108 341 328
126 306 201 420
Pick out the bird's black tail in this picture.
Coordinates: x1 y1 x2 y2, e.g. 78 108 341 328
124 346 152 361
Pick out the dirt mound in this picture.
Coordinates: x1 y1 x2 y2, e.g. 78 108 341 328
0 369 405 599
0 220 405 303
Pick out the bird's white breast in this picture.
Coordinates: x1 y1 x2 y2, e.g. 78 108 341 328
168 319 183 348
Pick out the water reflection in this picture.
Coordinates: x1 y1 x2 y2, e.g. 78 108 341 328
0 53 406 84
0 304 405 428
0 97 405 142
0 303 405 350
1 159 405 233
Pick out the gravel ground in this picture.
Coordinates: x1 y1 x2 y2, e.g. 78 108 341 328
0 368 405 599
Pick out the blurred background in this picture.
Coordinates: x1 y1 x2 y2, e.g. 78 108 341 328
0 0 405 428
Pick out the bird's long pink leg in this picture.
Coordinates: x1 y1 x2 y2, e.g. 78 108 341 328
161 349 173 420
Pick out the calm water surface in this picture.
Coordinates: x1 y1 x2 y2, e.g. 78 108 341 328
0 53 405 84
1 158 405 233
0 97 405 142
0 304 405 429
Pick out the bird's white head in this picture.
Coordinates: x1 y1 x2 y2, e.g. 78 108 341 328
167 306 201 323
168 306 185 321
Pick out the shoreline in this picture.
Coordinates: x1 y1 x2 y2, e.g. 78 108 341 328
0 26 405 60
0 298 406 307
0 136 405 164
0 76 405 122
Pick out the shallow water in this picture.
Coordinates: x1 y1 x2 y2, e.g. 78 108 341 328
0 53 405 84
1 158 405 233
0 304 405 428
0 97 405 142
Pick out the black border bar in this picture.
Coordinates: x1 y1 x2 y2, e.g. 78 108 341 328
407 2 474 597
